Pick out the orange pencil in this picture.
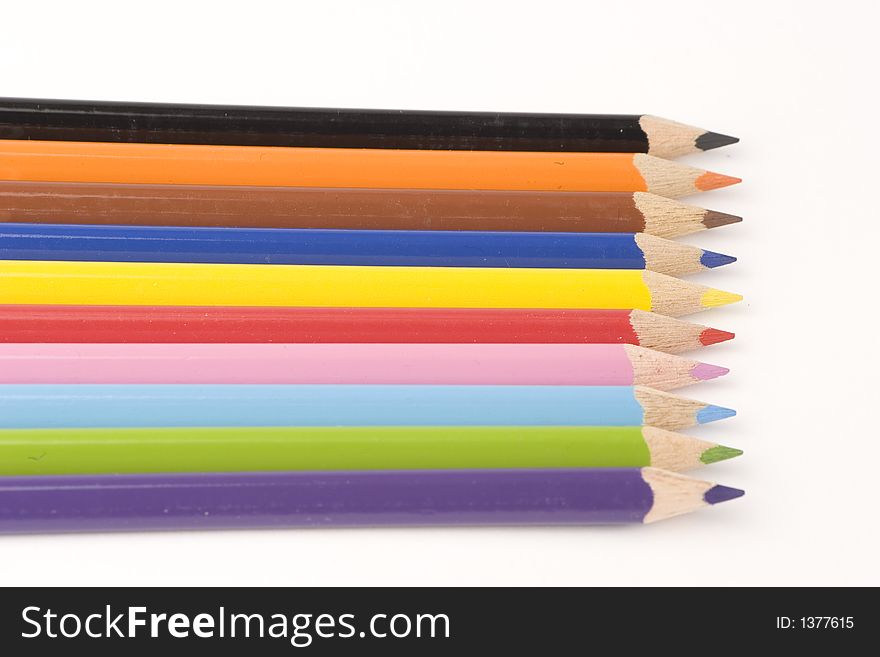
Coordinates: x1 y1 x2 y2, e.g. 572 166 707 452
0 140 739 197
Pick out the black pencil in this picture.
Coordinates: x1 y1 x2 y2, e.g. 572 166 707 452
0 98 738 158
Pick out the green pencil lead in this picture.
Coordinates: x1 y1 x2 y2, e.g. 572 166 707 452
700 445 743 465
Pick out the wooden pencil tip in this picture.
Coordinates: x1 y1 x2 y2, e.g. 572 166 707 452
702 209 743 229
695 131 739 152
642 468 739 522
699 327 735 346
704 484 745 505
701 289 743 309
700 445 743 465
695 171 742 192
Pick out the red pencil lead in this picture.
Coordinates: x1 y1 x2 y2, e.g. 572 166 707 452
699 327 735 347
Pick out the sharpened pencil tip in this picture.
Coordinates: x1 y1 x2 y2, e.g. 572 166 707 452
691 362 730 382
699 327 735 346
700 445 743 465
701 289 743 309
695 131 740 152
702 209 743 229
695 171 741 192
704 484 745 505
700 250 737 269
696 404 737 424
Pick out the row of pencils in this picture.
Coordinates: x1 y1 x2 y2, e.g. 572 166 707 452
0 98 743 533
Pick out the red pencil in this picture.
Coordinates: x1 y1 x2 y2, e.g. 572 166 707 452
0 306 733 353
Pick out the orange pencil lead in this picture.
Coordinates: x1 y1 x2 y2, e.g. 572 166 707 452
695 171 741 192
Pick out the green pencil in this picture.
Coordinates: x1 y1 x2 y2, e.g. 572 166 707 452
0 426 741 475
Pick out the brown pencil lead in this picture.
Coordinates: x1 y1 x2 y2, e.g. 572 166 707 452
702 209 742 229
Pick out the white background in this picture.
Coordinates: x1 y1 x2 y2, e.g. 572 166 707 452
0 0 877 586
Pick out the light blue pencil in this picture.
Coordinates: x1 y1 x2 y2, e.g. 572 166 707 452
0 385 733 431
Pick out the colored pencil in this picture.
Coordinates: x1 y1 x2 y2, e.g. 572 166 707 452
0 223 736 275
0 306 735 352
0 384 735 430
0 426 742 476
0 182 742 238
0 344 728 390
0 140 741 197
0 99 739 157
0 262 743 316
0 468 745 533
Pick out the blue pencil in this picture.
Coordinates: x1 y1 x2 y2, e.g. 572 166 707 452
0 223 734 276
0 384 734 431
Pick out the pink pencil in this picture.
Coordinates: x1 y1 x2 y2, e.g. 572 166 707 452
0 344 727 390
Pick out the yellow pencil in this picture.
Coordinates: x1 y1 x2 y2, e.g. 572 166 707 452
0 261 741 316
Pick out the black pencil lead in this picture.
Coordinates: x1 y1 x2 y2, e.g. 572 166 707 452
695 131 740 152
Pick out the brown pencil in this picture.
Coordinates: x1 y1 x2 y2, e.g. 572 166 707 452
0 182 741 238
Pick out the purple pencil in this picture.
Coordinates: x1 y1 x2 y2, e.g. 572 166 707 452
0 468 743 534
